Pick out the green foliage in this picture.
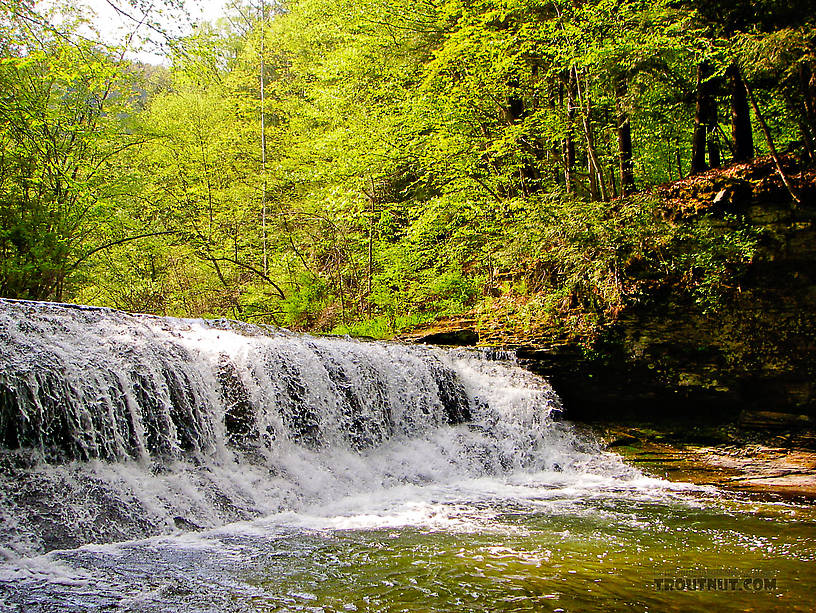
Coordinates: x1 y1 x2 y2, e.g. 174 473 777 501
468 191 761 341
0 0 808 345
330 312 437 340
0 3 142 300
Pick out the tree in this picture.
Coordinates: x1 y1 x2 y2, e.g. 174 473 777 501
7 0 808 338
0 2 145 299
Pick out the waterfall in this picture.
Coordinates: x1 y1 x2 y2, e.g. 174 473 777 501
0 299 616 558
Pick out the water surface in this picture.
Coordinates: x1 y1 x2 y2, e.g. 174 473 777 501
2 472 814 612
0 301 813 611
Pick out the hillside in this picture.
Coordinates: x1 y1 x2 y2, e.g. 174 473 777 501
407 157 816 426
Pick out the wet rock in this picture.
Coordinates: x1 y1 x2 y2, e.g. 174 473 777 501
608 434 816 501
738 410 813 430
173 516 203 531
415 328 479 346
607 433 639 447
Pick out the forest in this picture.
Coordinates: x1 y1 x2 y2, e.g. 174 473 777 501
1 0 813 341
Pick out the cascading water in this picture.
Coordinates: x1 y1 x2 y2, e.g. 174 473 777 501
0 298 623 558
3 300 813 613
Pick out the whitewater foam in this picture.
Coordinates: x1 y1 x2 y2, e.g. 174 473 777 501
0 299 676 558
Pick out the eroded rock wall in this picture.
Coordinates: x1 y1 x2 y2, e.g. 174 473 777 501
522 164 816 423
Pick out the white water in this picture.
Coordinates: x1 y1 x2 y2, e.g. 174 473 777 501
4 302 815 613
0 299 656 561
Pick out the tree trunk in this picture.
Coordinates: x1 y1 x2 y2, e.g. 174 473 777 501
367 176 376 319
727 64 753 162
799 62 816 162
575 70 608 201
615 76 635 195
744 79 801 206
555 78 565 186
801 62 816 126
797 120 815 162
588 157 598 200
692 61 718 173
506 76 540 194
608 161 618 198
507 83 525 123
565 68 576 194
708 99 721 169
691 62 709 173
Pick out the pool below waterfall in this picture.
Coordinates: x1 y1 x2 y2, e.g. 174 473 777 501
0 300 813 612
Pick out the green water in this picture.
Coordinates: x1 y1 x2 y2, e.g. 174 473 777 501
248 497 815 612
1 481 814 612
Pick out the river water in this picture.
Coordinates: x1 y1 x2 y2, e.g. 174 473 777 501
0 300 813 611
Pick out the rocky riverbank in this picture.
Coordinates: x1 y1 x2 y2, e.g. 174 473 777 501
589 422 816 501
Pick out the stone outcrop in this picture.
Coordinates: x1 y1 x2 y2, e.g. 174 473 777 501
546 161 816 422
408 159 816 428
597 424 816 500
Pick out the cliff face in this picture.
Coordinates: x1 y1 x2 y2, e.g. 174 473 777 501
414 160 816 426
523 162 816 423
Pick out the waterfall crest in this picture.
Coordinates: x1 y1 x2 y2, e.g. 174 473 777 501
0 300 479 461
0 299 615 557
